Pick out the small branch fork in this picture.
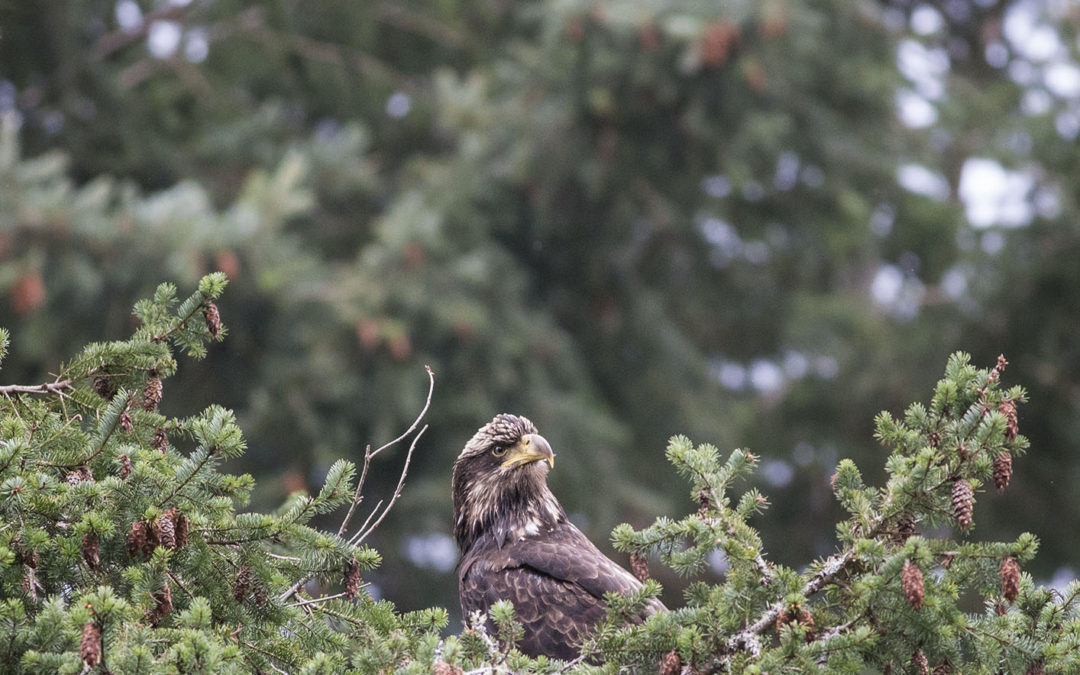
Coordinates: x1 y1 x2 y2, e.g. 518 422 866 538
0 378 73 396
279 365 435 603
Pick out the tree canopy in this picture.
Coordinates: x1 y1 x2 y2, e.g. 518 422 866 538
2 0 1079 627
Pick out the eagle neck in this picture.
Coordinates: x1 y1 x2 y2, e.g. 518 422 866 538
457 481 566 552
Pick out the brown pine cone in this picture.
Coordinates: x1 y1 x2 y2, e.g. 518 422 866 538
234 565 253 602
1026 659 1045 675
1000 399 1019 442
993 451 1012 491
1001 556 1020 604
433 662 464 675
151 428 169 453
82 532 100 571
902 560 924 611
66 466 94 485
175 513 190 549
895 513 917 542
92 375 116 401
145 518 160 552
659 649 681 675
203 301 222 338
118 453 132 479
630 552 650 583
796 605 816 638
952 479 973 532
253 583 268 607
914 650 929 675
149 581 172 626
80 621 102 667
128 520 148 558
143 372 163 412
120 411 133 434
344 557 362 601
932 664 952 675
155 509 177 551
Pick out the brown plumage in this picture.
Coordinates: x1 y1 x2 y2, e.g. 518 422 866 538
453 413 664 660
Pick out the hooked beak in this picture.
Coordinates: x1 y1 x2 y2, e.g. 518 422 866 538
501 433 555 469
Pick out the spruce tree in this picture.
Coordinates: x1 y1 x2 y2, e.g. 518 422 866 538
1 278 1076 672
0 276 444 673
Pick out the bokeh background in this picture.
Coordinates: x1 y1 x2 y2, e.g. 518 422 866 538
2 0 1079 623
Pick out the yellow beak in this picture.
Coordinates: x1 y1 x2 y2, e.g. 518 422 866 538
501 433 555 469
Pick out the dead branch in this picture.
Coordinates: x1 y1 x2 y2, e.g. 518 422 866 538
279 365 434 602
0 378 73 396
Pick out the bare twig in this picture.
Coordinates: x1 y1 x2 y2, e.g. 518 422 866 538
349 423 427 546
337 365 435 538
354 499 384 540
288 591 354 608
0 378 73 396
279 366 435 603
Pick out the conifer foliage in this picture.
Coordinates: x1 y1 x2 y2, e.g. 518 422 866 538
593 353 1079 672
2 279 1078 673
0 276 444 673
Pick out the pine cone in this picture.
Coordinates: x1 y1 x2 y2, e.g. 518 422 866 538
433 662 464 675
143 372 163 412
902 560 924 610
1000 399 1019 442
156 509 177 550
149 581 172 626
82 532 100 571
952 479 973 532
118 453 132 479
120 411 133 434
630 552 650 583
203 302 222 338
92 375 116 401
151 427 168 453
992 451 1013 491
234 565 253 602
895 513 917 542
697 488 711 514
344 557 362 601
128 520 148 558
145 518 160 552
253 583 268 607
66 466 94 485
775 606 793 634
80 621 102 667
796 605 816 638
914 650 929 675
659 649 681 675
21 566 38 601
175 513 190 549
933 664 951 675
1001 556 1020 604
1026 659 1045 675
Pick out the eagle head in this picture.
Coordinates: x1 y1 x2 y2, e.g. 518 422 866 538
452 413 562 550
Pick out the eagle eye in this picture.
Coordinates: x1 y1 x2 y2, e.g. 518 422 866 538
491 446 508 458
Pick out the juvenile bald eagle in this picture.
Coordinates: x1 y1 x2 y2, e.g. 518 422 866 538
453 413 664 660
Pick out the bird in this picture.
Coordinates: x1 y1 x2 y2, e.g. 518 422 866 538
452 413 664 660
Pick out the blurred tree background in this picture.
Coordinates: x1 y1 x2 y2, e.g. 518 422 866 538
1 0 1078 624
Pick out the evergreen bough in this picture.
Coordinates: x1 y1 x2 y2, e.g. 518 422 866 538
1 278 1075 673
